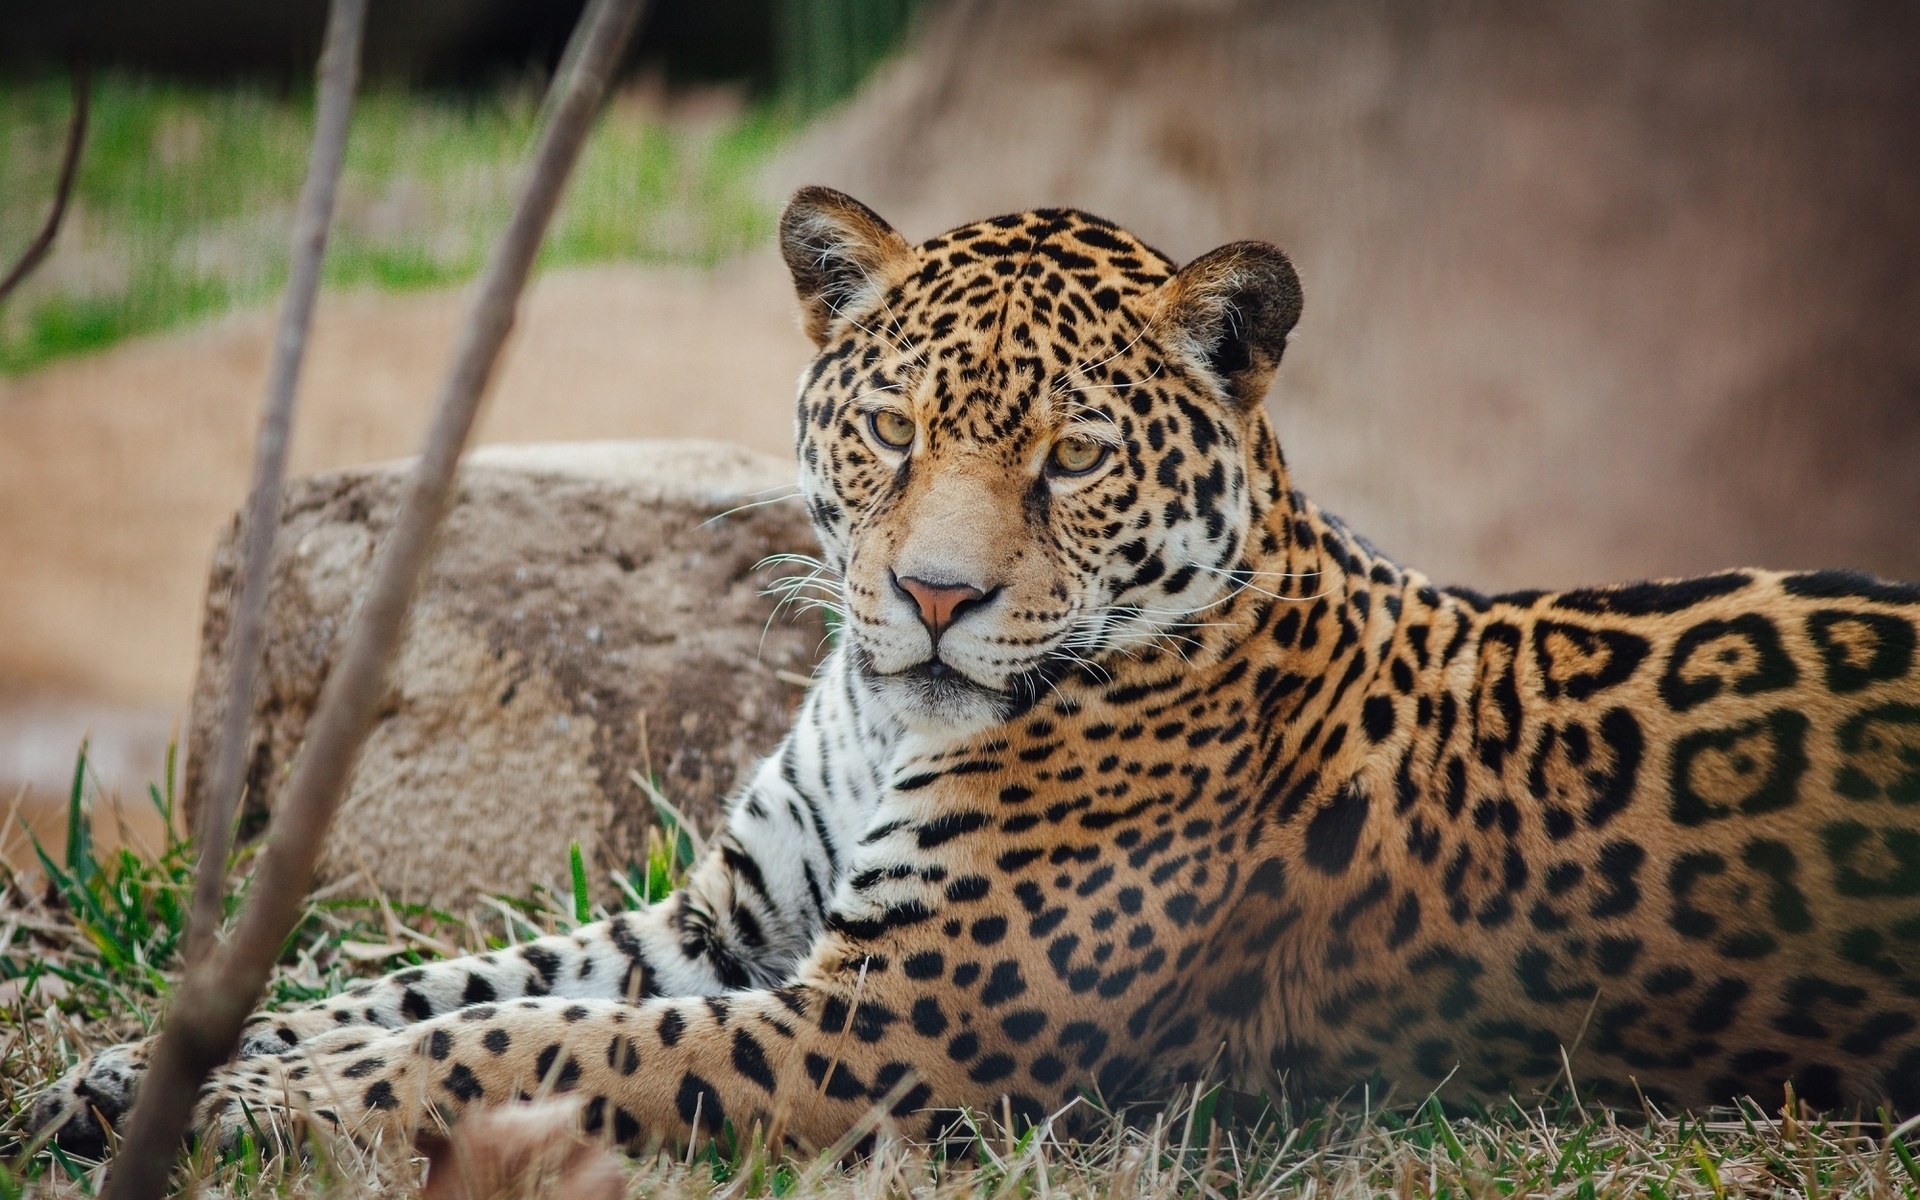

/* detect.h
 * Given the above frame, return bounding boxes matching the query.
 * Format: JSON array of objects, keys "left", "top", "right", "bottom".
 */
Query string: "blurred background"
[{"left": 1, "top": 0, "right": 1916, "bottom": 863}]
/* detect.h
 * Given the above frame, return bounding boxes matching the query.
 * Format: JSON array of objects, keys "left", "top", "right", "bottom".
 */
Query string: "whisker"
[
  {"left": 761, "top": 591, "right": 848, "bottom": 659},
  {"left": 1054, "top": 359, "right": 1166, "bottom": 399},
  {"left": 872, "top": 287, "right": 931, "bottom": 371},
  {"left": 1192, "top": 564, "right": 1326, "bottom": 580},
  {"left": 1190, "top": 562, "right": 1336, "bottom": 603},
  {"left": 1067, "top": 324, "right": 1152, "bottom": 381},
  {"left": 756, "top": 550, "right": 848, "bottom": 656},
  {"left": 825, "top": 294, "right": 921, "bottom": 363},
  {"left": 703, "top": 487, "right": 804, "bottom": 527},
  {"left": 758, "top": 551, "right": 831, "bottom": 569},
  {"left": 847, "top": 382, "right": 910, "bottom": 405}
]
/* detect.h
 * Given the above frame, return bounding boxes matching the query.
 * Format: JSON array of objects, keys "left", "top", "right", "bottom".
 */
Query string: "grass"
[
  {"left": 0, "top": 72, "right": 792, "bottom": 375},
  {"left": 7, "top": 749, "right": 1920, "bottom": 1198},
  {"left": 0, "top": 741, "right": 698, "bottom": 1193}
]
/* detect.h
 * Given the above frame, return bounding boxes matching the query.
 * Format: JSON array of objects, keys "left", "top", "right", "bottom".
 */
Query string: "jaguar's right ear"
[
  {"left": 1156, "top": 241, "right": 1302, "bottom": 409},
  {"left": 779, "top": 186, "right": 915, "bottom": 347}
]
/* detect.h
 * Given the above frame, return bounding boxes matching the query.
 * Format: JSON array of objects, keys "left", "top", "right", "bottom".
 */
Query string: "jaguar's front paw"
[{"left": 31, "top": 1041, "right": 150, "bottom": 1158}]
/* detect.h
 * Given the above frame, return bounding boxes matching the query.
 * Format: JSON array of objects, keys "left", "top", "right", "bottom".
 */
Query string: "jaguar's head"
[{"left": 779, "top": 187, "right": 1302, "bottom": 733}]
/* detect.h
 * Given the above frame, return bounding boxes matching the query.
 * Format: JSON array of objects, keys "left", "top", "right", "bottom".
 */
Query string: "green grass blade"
[
  {"left": 1424, "top": 1094, "right": 1467, "bottom": 1165},
  {"left": 152, "top": 738, "right": 178, "bottom": 832},
  {"left": 44, "top": 1143, "right": 93, "bottom": 1193},
  {"left": 1891, "top": 1128, "right": 1920, "bottom": 1198},
  {"left": 1551, "top": 1121, "right": 1593, "bottom": 1185},
  {"left": 26, "top": 820, "right": 136, "bottom": 970},
  {"left": 64, "top": 738, "right": 94, "bottom": 885},
  {"left": 1691, "top": 1140, "right": 1727, "bottom": 1200},
  {"left": 646, "top": 840, "right": 673, "bottom": 903},
  {"left": 570, "top": 840, "right": 591, "bottom": 924}
]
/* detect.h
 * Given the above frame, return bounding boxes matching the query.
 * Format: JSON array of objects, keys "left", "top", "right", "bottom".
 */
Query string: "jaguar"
[{"left": 33, "top": 186, "right": 1920, "bottom": 1159}]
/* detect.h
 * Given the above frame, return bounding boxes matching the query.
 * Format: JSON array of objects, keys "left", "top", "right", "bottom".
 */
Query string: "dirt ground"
[{"left": 0, "top": 256, "right": 814, "bottom": 860}]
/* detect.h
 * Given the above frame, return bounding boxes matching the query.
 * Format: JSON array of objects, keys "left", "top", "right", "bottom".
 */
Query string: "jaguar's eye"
[
  {"left": 869, "top": 409, "right": 916, "bottom": 450},
  {"left": 1049, "top": 436, "right": 1109, "bottom": 476}
]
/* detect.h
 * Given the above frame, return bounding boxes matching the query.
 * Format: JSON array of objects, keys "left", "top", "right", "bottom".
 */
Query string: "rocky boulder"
[{"left": 183, "top": 440, "right": 825, "bottom": 908}]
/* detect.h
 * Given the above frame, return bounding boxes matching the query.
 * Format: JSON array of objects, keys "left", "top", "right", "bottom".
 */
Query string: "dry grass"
[{"left": 6, "top": 750, "right": 1920, "bottom": 1198}]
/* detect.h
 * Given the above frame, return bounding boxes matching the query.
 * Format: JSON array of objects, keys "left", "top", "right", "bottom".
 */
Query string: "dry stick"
[
  {"left": 0, "top": 59, "right": 89, "bottom": 307},
  {"left": 186, "top": 0, "right": 368, "bottom": 969},
  {"left": 98, "top": 2, "right": 648, "bottom": 1196}
]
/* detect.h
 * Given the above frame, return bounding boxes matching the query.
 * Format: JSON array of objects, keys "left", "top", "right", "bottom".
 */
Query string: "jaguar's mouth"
[
  {"left": 854, "top": 649, "right": 1014, "bottom": 731},
  {"left": 897, "top": 657, "right": 972, "bottom": 684},
  {"left": 887, "top": 656, "right": 1003, "bottom": 704}
]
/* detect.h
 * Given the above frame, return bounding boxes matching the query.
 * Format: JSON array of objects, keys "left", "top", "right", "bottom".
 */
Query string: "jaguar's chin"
[{"left": 863, "top": 656, "right": 1017, "bottom": 734}]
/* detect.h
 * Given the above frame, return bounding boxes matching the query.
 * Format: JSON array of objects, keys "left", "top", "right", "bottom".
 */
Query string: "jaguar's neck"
[{"left": 1139, "top": 414, "right": 1451, "bottom": 678}]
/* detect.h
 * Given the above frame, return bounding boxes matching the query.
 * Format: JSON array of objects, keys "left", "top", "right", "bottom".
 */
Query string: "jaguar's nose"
[{"left": 892, "top": 572, "right": 995, "bottom": 642}]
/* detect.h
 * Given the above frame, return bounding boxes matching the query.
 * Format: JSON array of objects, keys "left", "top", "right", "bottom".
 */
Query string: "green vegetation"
[
  {"left": 6, "top": 748, "right": 1920, "bottom": 1197},
  {"left": 779, "top": 0, "right": 924, "bottom": 114},
  {"left": 0, "top": 73, "right": 791, "bottom": 375}
]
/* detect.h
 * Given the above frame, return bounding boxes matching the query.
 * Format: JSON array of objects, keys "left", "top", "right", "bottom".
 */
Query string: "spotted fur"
[{"left": 35, "top": 188, "right": 1920, "bottom": 1157}]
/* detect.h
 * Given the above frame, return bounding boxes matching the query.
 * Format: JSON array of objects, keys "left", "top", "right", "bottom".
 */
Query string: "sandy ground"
[{"left": 0, "top": 255, "right": 813, "bottom": 861}]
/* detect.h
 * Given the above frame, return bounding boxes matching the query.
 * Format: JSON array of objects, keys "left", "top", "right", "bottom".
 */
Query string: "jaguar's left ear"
[
  {"left": 779, "top": 186, "right": 915, "bottom": 347},
  {"left": 1156, "top": 242, "right": 1303, "bottom": 408}
]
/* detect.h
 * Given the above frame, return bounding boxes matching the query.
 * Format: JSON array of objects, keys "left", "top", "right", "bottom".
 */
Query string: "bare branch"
[
  {"left": 187, "top": 0, "right": 368, "bottom": 969},
  {"left": 0, "top": 59, "right": 90, "bottom": 308},
  {"left": 98, "top": 2, "right": 648, "bottom": 1196}
]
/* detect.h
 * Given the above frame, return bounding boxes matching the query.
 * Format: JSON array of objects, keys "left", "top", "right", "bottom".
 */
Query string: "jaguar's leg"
[
  {"left": 188, "top": 787, "right": 1189, "bottom": 1159},
  {"left": 28, "top": 916, "right": 666, "bottom": 1158},
  {"left": 194, "top": 982, "right": 943, "bottom": 1156}
]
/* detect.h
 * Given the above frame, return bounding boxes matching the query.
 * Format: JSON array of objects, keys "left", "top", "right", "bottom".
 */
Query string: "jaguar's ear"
[
  {"left": 779, "top": 186, "right": 915, "bottom": 347},
  {"left": 1157, "top": 241, "right": 1303, "bottom": 408}
]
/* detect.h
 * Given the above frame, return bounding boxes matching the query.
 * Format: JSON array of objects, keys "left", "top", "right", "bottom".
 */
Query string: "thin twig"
[
  {"left": 0, "top": 59, "right": 89, "bottom": 307},
  {"left": 187, "top": 0, "right": 368, "bottom": 969},
  {"left": 97, "top": 2, "right": 647, "bottom": 1196}
]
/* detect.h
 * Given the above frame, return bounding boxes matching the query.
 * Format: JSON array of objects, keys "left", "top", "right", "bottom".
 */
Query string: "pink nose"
[{"left": 893, "top": 574, "right": 988, "bottom": 639}]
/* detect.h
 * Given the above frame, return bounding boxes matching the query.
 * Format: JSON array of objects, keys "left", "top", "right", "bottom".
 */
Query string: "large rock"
[{"left": 183, "top": 440, "right": 825, "bottom": 907}]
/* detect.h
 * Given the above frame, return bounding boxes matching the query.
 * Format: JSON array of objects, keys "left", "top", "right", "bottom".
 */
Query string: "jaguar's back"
[{"left": 1252, "top": 561, "right": 1920, "bottom": 1111}]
